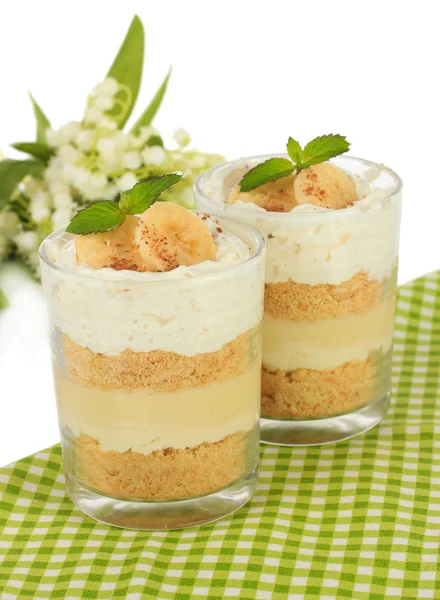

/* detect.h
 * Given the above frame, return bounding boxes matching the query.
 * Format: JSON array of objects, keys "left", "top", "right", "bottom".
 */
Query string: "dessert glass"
[
  {"left": 39, "top": 214, "right": 265, "bottom": 530},
  {"left": 195, "top": 156, "right": 402, "bottom": 446}
]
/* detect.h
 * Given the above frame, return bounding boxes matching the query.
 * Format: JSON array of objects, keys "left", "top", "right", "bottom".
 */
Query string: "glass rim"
[
  {"left": 194, "top": 154, "right": 403, "bottom": 219},
  {"left": 38, "top": 210, "right": 265, "bottom": 283}
]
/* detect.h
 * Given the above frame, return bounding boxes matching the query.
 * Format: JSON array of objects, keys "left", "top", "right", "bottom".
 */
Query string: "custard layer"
[
  {"left": 263, "top": 295, "right": 395, "bottom": 371},
  {"left": 55, "top": 357, "right": 261, "bottom": 454}
]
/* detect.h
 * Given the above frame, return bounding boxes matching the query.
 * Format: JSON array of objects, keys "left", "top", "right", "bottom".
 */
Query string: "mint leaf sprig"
[
  {"left": 239, "top": 134, "right": 350, "bottom": 192},
  {"left": 66, "top": 173, "right": 182, "bottom": 235}
]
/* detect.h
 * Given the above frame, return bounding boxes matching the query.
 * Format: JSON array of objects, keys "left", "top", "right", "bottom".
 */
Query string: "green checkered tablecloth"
[{"left": 1, "top": 271, "right": 440, "bottom": 600}]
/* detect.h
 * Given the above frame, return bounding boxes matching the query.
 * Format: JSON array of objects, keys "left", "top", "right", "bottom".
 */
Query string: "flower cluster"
[{"left": 2, "top": 77, "right": 223, "bottom": 275}]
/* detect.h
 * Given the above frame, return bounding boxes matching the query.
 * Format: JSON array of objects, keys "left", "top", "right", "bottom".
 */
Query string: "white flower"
[
  {"left": 22, "top": 177, "right": 44, "bottom": 197},
  {"left": 93, "top": 78, "right": 119, "bottom": 97},
  {"left": 30, "top": 190, "right": 50, "bottom": 207},
  {"left": 96, "top": 116, "right": 118, "bottom": 131},
  {"left": 103, "top": 183, "right": 118, "bottom": 201},
  {"left": 46, "top": 128, "right": 61, "bottom": 148},
  {"left": 53, "top": 192, "right": 73, "bottom": 209},
  {"left": 141, "top": 146, "right": 166, "bottom": 166},
  {"left": 173, "top": 128, "right": 191, "bottom": 148},
  {"left": 30, "top": 203, "right": 50, "bottom": 223},
  {"left": 97, "top": 137, "right": 117, "bottom": 154},
  {"left": 75, "top": 128, "right": 95, "bottom": 152},
  {"left": 138, "top": 126, "right": 159, "bottom": 144},
  {"left": 116, "top": 172, "right": 138, "bottom": 192},
  {"left": 15, "top": 231, "right": 39, "bottom": 251},
  {"left": 52, "top": 208, "right": 72, "bottom": 231},
  {"left": 58, "top": 144, "right": 84, "bottom": 165},
  {"left": 84, "top": 106, "right": 103, "bottom": 124},
  {"left": 123, "top": 151, "right": 142, "bottom": 170},
  {"left": 59, "top": 121, "right": 81, "bottom": 143},
  {"left": 93, "top": 95, "right": 114, "bottom": 111},
  {"left": 61, "top": 163, "right": 79, "bottom": 185}
]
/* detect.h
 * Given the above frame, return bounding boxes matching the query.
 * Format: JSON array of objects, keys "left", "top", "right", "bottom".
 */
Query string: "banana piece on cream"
[
  {"left": 294, "top": 163, "right": 358, "bottom": 209},
  {"left": 228, "top": 174, "right": 297, "bottom": 212},
  {"left": 75, "top": 215, "right": 145, "bottom": 271},
  {"left": 135, "top": 202, "right": 216, "bottom": 272}
]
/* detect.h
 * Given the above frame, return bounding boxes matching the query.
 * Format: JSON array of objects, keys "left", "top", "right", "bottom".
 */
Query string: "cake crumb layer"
[
  {"left": 60, "top": 328, "right": 258, "bottom": 392},
  {"left": 264, "top": 271, "right": 383, "bottom": 322},
  {"left": 261, "top": 355, "right": 387, "bottom": 419},
  {"left": 74, "top": 432, "right": 248, "bottom": 500}
]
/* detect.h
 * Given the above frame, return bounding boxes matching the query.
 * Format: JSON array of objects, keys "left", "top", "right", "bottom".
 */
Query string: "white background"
[{"left": 0, "top": 0, "right": 439, "bottom": 464}]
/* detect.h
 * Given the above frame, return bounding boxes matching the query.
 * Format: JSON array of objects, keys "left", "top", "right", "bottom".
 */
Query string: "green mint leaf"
[
  {"left": 106, "top": 15, "right": 144, "bottom": 128},
  {"left": 239, "top": 158, "right": 294, "bottom": 192},
  {"left": 0, "top": 288, "right": 8, "bottom": 311},
  {"left": 300, "top": 134, "right": 350, "bottom": 168},
  {"left": 28, "top": 92, "right": 51, "bottom": 144},
  {"left": 0, "top": 159, "right": 45, "bottom": 209},
  {"left": 119, "top": 173, "right": 183, "bottom": 215},
  {"left": 146, "top": 135, "right": 164, "bottom": 147},
  {"left": 66, "top": 202, "right": 125, "bottom": 235},
  {"left": 286, "top": 137, "right": 303, "bottom": 165},
  {"left": 11, "top": 142, "right": 53, "bottom": 163},
  {"left": 130, "top": 67, "right": 172, "bottom": 135}
]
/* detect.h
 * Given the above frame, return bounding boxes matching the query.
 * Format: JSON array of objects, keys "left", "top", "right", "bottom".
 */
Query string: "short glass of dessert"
[
  {"left": 39, "top": 203, "right": 265, "bottom": 530},
  {"left": 195, "top": 155, "right": 402, "bottom": 445}
]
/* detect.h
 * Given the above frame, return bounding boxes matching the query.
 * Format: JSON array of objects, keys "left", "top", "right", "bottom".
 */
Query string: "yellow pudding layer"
[
  {"left": 55, "top": 357, "right": 261, "bottom": 454},
  {"left": 263, "top": 295, "right": 395, "bottom": 371}
]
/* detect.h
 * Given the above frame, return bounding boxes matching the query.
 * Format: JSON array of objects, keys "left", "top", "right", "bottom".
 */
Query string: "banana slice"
[
  {"left": 135, "top": 202, "right": 216, "bottom": 272},
  {"left": 294, "top": 163, "right": 358, "bottom": 209},
  {"left": 75, "top": 215, "right": 145, "bottom": 271},
  {"left": 228, "top": 174, "right": 297, "bottom": 212}
]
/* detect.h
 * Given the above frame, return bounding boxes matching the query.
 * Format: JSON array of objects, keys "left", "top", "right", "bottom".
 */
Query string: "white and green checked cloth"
[{"left": 1, "top": 271, "right": 440, "bottom": 600}]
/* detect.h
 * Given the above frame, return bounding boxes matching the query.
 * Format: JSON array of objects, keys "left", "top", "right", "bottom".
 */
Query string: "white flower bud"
[
  {"left": 103, "top": 183, "right": 118, "bottom": 201},
  {"left": 75, "top": 129, "right": 95, "bottom": 152},
  {"left": 93, "top": 77, "right": 119, "bottom": 97},
  {"left": 58, "top": 144, "right": 84, "bottom": 165},
  {"left": 173, "top": 127, "right": 191, "bottom": 148},
  {"left": 59, "top": 121, "right": 81, "bottom": 143},
  {"left": 84, "top": 107, "right": 103, "bottom": 124},
  {"left": 15, "top": 231, "right": 39, "bottom": 251},
  {"left": 141, "top": 146, "right": 166, "bottom": 166},
  {"left": 97, "top": 137, "right": 117, "bottom": 155},
  {"left": 138, "top": 126, "right": 159, "bottom": 144},
  {"left": 97, "top": 117, "right": 118, "bottom": 131},
  {"left": 93, "top": 95, "right": 114, "bottom": 111},
  {"left": 116, "top": 172, "right": 138, "bottom": 192},
  {"left": 53, "top": 192, "right": 73, "bottom": 209},
  {"left": 46, "top": 129, "right": 61, "bottom": 148},
  {"left": 123, "top": 151, "right": 142, "bottom": 170},
  {"left": 52, "top": 208, "right": 72, "bottom": 231},
  {"left": 30, "top": 204, "right": 50, "bottom": 223}
]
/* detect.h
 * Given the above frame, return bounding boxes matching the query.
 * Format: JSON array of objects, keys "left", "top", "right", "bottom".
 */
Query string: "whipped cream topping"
[
  {"left": 195, "top": 156, "right": 402, "bottom": 286},
  {"left": 40, "top": 214, "right": 265, "bottom": 355}
]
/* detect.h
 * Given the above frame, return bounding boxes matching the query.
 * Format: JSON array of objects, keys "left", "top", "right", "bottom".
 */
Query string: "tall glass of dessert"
[
  {"left": 39, "top": 200, "right": 265, "bottom": 529},
  {"left": 195, "top": 150, "right": 402, "bottom": 445}
]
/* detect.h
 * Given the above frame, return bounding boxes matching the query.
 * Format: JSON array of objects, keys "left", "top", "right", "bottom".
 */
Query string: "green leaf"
[
  {"left": 146, "top": 135, "right": 164, "bottom": 147},
  {"left": 28, "top": 92, "right": 51, "bottom": 144},
  {"left": 11, "top": 142, "right": 53, "bottom": 163},
  {"left": 301, "top": 134, "right": 350, "bottom": 168},
  {"left": 239, "top": 158, "right": 294, "bottom": 192},
  {"left": 119, "top": 173, "right": 183, "bottom": 215},
  {"left": 286, "top": 137, "right": 303, "bottom": 165},
  {"left": 0, "top": 159, "right": 45, "bottom": 209},
  {"left": 106, "top": 15, "right": 145, "bottom": 128},
  {"left": 66, "top": 202, "right": 125, "bottom": 235},
  {"left": 130, "top": 67, "right": 172, "bottom": 135},
  {"left": 0, "top": 288, "right": 8, "bottom": 310}
]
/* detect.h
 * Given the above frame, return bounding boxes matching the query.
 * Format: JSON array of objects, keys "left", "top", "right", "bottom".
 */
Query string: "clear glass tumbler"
[
  {"left": 195, "top": 156, "right": 402, "bottom": 446},
  {"left": 39, "top": 214, "right": 265, "bottom": 530}
]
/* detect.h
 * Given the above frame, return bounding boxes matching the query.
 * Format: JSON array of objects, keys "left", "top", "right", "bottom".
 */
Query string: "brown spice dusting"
[
  {"left": 264, "top": 271, "right": 382, "bottom": 322},
  {"left": 261, "top": 357, "right": 376, "bottom": 418},
  {"left": 75, "top": 431, "right": 246, "bottom": 500},
  {"left": 60, "top": 329, "right": 255, "bottom": 391},
  {"left": 216, "top": 226, "right": 223, "bottom": 233}
]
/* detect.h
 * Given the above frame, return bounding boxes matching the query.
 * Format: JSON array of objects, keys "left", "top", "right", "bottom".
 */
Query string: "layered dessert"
[
  {"left": 40, "top": 189, "right": 264, "bottom": 502},
  {"left": 194, "top": 143, "right": 402, "bottom": 424}
]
